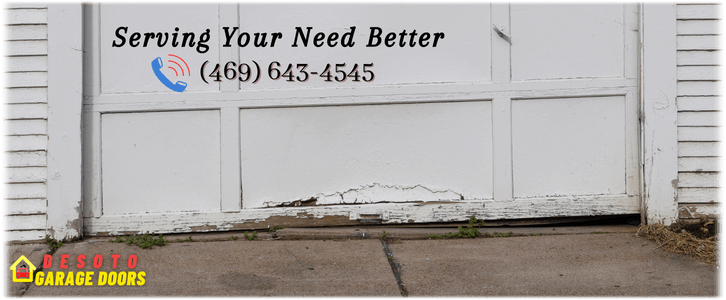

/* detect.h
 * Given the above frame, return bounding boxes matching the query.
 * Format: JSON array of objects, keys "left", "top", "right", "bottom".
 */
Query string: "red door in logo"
[{"left": 16, "top": 267, "right": 29, "bottom": 279}]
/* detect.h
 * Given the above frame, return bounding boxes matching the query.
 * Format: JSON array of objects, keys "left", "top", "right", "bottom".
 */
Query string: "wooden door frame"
[
  {"left": 46, "top": 3, "right": 679, "bottom": 241},
  {"left": 640, "top": 4, "right": 679, "bottom": 226},
  {"left": 46, "top": 4, "right": 83, "bottom": 241}
]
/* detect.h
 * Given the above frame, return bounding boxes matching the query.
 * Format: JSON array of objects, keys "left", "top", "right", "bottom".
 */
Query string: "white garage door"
[{"left": 82, "top": 4, "right": 641, "bottom": 235}]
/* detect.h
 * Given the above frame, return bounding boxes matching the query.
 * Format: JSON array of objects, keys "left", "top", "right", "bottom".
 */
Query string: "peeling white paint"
[
  {"left": 266, "top": 183, "right": 465, "bottom": 207},
  {"left": 239, "top": 101, "right": 494, "bottom": 209},
  {"left": 80, "top": 4, "right": 646, "bottom": 236},
  {"left": 84, "top": 195, "right": 640, "bottom": 236},
  {"left": 317, "top": 183, "right": 464, "bottom": 205}
]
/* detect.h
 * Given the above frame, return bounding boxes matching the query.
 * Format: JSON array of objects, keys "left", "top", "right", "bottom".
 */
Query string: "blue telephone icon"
[{"left": 152, "top": 57, "right": 187, "bottom": 93}]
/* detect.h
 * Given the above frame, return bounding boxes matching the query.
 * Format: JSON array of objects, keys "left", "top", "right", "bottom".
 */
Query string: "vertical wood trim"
[
  {"left": 220, "top": 107, "right": 241, "bottom": 211},
  {"left": 641, "top": 4, "right": 678, "bottom": 226},
  {"left": 47, "top": 4, "right": 84, "bottom": 241},
  {"left": 624, "top": 4, "right": 640, "bottom": 80},
  {"left": 81, "top": 5, "right": 102, "bottom": 220},
  {"left": 492, "top": 97, "right": 513, "bottom": 201},
  {"left": 625, "top": 93, "right": 640, "bottom": 196},
  {"left": 219, "top": 4, "right": 239, "bottom": 92},
  {"left": 490, "top": 4, "right": 512, "bottom": 201},
  {"left": 82, "top": 111, "right": 103, "bottom": 218},
  {"left": 83, "top": 4, "right": 100, "bottom": 97}
]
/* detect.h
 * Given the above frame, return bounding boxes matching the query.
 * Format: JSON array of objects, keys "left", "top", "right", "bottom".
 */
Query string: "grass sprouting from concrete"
[
  {"left": 45, "top": 235, "right": 64, "bottom": 249},
  {"left": 176, "top": 236, "right": 194, "bottom": 243},
  {"left": 244, "top": 231, "right": 258, "bottom": 240},
  {"left": 110, "top": 233, "right": 168, "bottom": 249},
  {"left": 429, "top": 216, "right": 517, "bottom": 239}
]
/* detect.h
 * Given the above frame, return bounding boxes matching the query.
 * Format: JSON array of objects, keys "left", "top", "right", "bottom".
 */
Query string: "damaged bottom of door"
[
  {"left": 84, "top": 195, "right": 639, "bottom": 236},
  {"left": 263, "top": 183, "right": 466, "bottom": 207}
]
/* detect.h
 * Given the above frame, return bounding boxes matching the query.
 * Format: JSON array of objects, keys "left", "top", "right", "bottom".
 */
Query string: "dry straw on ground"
[{"left": 636, "top": 223, "right": 717, "bottom": 264}]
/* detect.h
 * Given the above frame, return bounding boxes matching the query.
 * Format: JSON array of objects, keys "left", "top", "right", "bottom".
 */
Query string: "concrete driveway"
[{"left": 7, "top": 225, "right": 718, "bottom": 296}]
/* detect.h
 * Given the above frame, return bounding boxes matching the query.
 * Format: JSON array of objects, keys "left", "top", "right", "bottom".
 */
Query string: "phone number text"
[{"left": 200, "top": 61, "right": 375, "bottom": 84}]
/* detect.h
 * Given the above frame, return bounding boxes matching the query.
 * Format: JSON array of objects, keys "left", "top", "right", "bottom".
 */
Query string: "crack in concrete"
[
  {"left": 380, "top": 239, "right": 408, "bottom": 297},
  {"left": 19, "top": 245, "right": 60, "bottom": 296}
]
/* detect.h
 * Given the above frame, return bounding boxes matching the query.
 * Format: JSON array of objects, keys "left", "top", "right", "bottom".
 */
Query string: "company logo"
[
  {"left": 152, "top": 54, "right": 189, "bottom": 93},
  {"left": 31, "top": 254, "right": 145, "bottom": 287},
  {"left": 10, "top": 255, "right": 36, "bottom": 283}
]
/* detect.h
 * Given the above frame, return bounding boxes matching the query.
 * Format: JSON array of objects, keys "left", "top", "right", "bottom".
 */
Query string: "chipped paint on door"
[
  {"left": 82, "top": 4, "right": 642, "bottom": 235},
  {"left": 239, "top": 101, "right": 493, "bottom": 208}
]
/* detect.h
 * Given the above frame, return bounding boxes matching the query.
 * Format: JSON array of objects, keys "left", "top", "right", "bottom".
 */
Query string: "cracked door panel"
[
  {"left": 239, "top": 101, "right": 494, "bottom": 208},
  {"left": 81, "top": 4, "right": 641, "bottom": 235}
]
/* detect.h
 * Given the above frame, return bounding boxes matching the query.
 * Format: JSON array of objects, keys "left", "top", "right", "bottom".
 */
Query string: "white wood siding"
[
  {"left": 676, "top": 4, "right": 720, "bottom": 218},
  {"left": 5, "top": 5, "right": 49, "bottom": 242}
]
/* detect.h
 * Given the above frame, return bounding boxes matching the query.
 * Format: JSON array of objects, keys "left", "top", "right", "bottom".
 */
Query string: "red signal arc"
[
  {"left": 168, "top": 60, "right": 185, "bottom": 76},
  {"left": 168, "top": 54, "right": 190, "bottom": 76}
]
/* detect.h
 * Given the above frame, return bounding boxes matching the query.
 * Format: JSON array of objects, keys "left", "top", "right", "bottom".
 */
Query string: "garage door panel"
[
  {"left": 240, "top": 101, "right": 493, "bottom": 208},
  {"left": 238, "top": 4, "right": 492, "bottom": 89},
  {"left": 510, "top": 4, "right": 625, "bottom": 81},
  {"left": 512, "top": 96, "right": 626, "bottom": 197},
  {"left": 101, "top": 110, "right": 221, "bottom": 215},
  {"left": 81, "top": 4, "right": 642, "bottom": 235}
]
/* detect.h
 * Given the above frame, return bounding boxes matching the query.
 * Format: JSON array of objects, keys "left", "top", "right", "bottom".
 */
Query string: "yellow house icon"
[{"left": 10, "top": 255, "right": 36, "bottom": 283}]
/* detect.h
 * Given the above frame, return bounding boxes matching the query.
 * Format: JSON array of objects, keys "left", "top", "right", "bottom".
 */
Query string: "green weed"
[
  {"left": 429, "top": 216, "right": 482, "bottom": 239},
  {"left": 176, "top": 236, "right": 194, "bottom": 243},
  {"left": 427, "top": 217, "right": 516, "bottom": 239},
  {"left": 269, "top": 226, "right": 284, "bottom": 232},
  {"left": 429, "top": 232, "right": 463, "bottom": 239},
  {"left": 244, "top": 231, "right": 257, "bottom": 241},
  {"left": 459, "top": 216, "right": 481, "bottom": 238},
  {"left": 110, "top": 232, "right": 167, "bottom": 249},
  {"left": 484, "top": 231, "right": 513, "bottom": 238},
  {"left": 45, "top": 235, "right": 64, "bottom": 249},
  {"left": 227, "top": 236, "right": 239, "bottom": 241}
]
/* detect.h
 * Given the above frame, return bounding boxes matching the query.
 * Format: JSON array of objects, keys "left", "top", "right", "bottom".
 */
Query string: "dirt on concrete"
[{"left": 668, "top": 218, "right": 717, "bottom": 239}]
